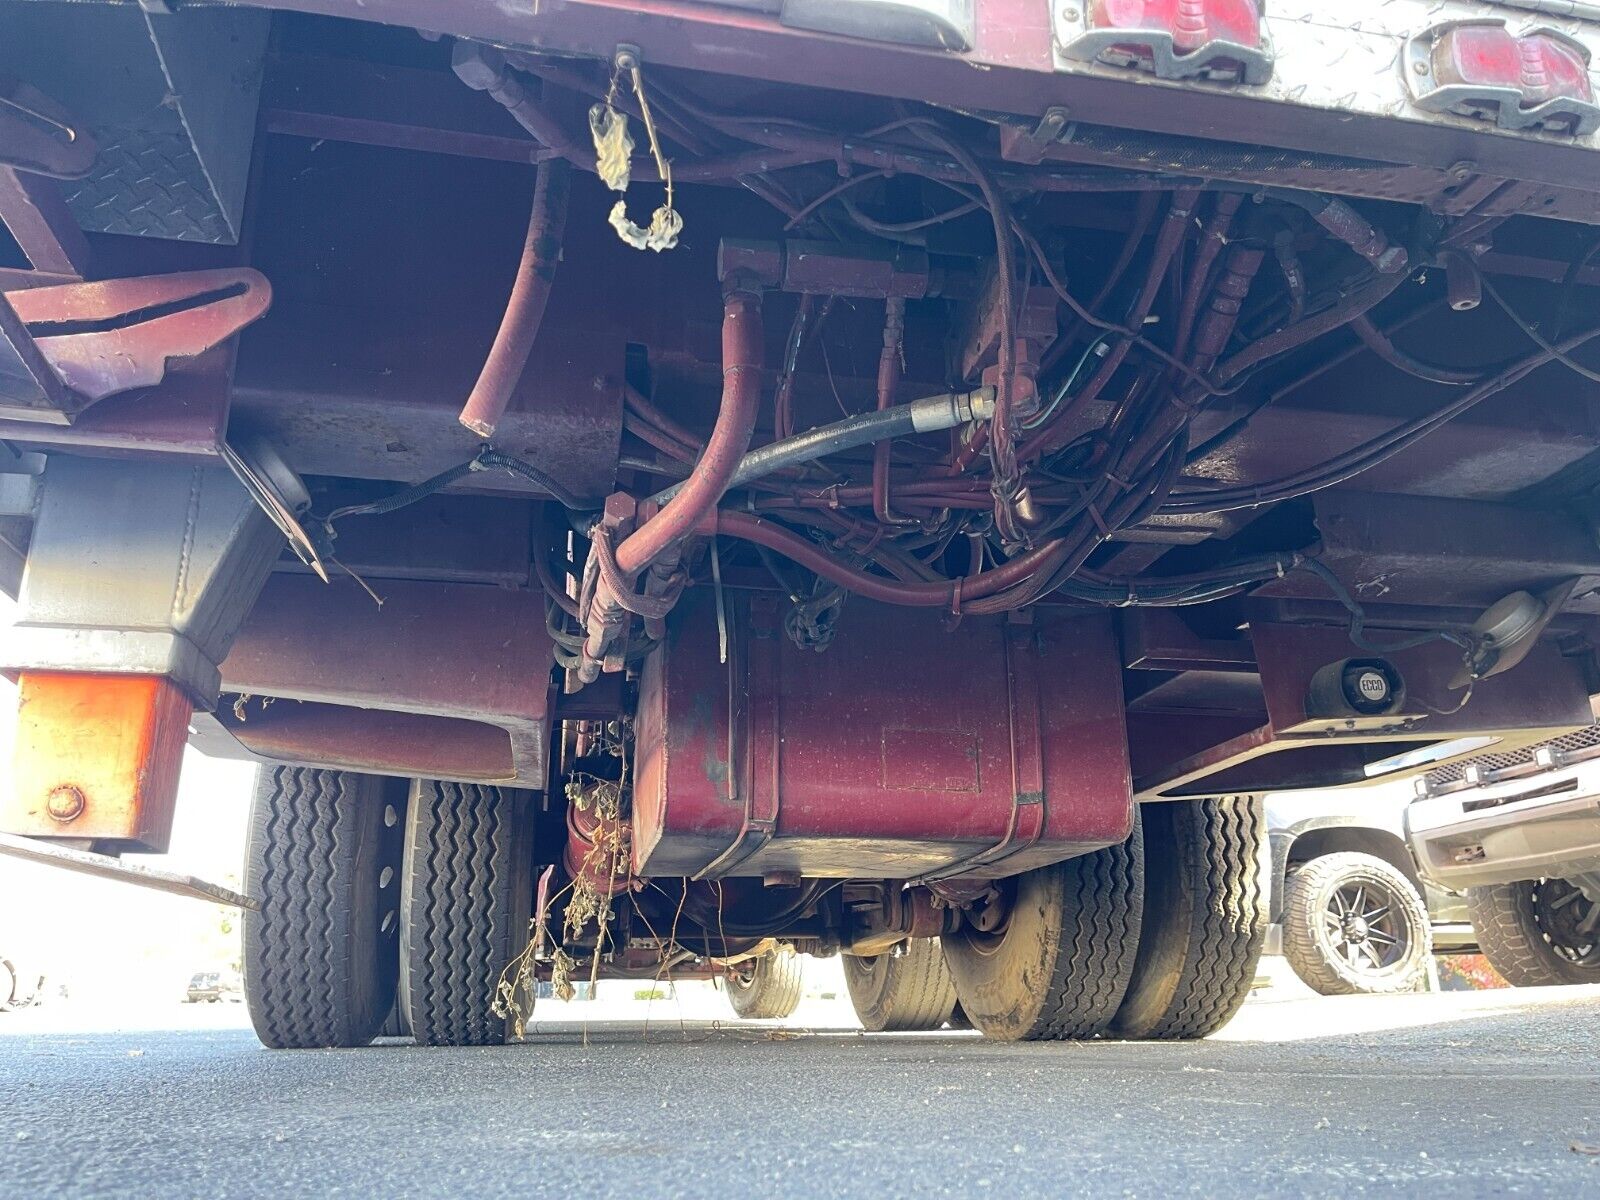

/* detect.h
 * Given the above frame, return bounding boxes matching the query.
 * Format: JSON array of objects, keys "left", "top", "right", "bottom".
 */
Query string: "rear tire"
[
  {"left": 941, "top": 821, "right": 1144, "bottom": 1042},
  {"left": 400, "top": 780, "right": 535, "bottom": 1047},
  {"left": 725, "top": 948, "right": 805, "bottom": 1019},
  {"left": 844, "top": 938, "right": 958, "bottom": 1032},
  {"left": 1282, "top": 851, "right": 1431, "bottom": 995},
  {"left": 243, "top": 766, "right": 406, "bottom": 1050},
  {"left": 1110, "top": 796, "right": 1265, "bottom": 1041},
  {"left": 1468, "top": 879, "right": 1600, "bottom": 987}
]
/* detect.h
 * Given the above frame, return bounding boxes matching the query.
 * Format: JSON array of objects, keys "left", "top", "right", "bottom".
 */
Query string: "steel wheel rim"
[
  {"left": 955, "top": 877, "right": 1019, "bottom": 959},
  {"left": 1319, "top": 879, "right": 1409, "bottom": 975},
  {"left": 1531, "top": 878, "right": 1600, "bottom": 970}
]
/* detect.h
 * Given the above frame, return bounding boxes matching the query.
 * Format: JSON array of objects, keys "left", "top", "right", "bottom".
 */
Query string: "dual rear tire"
[
  {"left": 244, "top": 766, "right": 534, "bottom": 1049},
  {"left": 844, "top": 938, "right": 959, "bottom": 1032},
  {"left": 724, "top": 948, "right": 805, "bottom": 1019},
  {"left": 940, "top": 796, "right": 1265, "bottom": 1042}
]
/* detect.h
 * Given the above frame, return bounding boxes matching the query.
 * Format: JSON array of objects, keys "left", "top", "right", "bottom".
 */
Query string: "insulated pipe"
[
  {"left": 458, "top": 159, "right": 571, "bottom": 438},
  {"left": 576, "top": 278, "right": 766, "bottom": 679},
  {"left": 615, "top": 279, "right": 765, "bottom": 577},
  {"left": 649, "top": 386, "right": 995, "bottom": 505},
  {"left": 1171, "top": 194, "right": 1244, "bottom": 365}
]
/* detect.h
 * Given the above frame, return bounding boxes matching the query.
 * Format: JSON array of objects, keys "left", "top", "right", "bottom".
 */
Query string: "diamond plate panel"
[
  {"left": 0, "top": 4, "right": 268, "bottom": 246},
  {"left": 63, "top": 127, "right": 234, "bottom": 244}
]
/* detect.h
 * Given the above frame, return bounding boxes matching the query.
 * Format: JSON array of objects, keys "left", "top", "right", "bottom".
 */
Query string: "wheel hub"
[
  {"left": 1531, "top": 878, "right": 1600, "bottom": 969},
  {"left": 1322, "top": 880, "right": 1406, "bottom": 974}
]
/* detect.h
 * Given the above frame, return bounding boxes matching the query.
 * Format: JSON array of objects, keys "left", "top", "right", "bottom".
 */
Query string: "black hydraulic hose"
[
  {"left": 1055, "top": 553, "right": 1299, "bottom": 607},
  {"left": 649, "top": 387, "right": 994, "bottom": 504},
  {"left": 322, "top": 445, "right": 597, "bottom": 538},
  {"left": 1350, "top": 315, "right": 1488, "bottom": 386},
  {"left": 1165, "top": 320, "right": 1600, "bottom": 515},
  {"left": 477, "top": 449, "right": 595, "bottom": 510}
]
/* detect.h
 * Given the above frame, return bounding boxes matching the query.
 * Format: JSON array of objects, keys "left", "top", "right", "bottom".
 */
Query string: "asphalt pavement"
[{"left": 2, "top": 980, "right": 1598, "bottom": 1198}]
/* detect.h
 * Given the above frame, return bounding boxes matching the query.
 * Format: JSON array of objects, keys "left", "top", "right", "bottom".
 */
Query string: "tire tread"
[
  {"left": 244, "top": 767, "right": 396, "bottom": 1050},
  {"left": 403, "top": 781, "right": 530, "bottom": 1046}
]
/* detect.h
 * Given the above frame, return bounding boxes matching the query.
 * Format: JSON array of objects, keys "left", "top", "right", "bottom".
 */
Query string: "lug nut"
[{"left": 45, "top": 785, "right": 85, "bottom": 823}]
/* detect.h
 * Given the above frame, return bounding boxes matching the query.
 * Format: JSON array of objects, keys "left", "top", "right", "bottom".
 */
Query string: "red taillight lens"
[
  {"left": 1436, "top": 25, "right": 1593, "bottom": 105},
  {"left": 1062, "top": 0, "right": 1272, "bottom": 84},
  {"left": 1411, "top": 21, "right": 1599, "bottom": 135},
  {"left": 1090, "top": 0, "right": 1262, "bottom": 56}
]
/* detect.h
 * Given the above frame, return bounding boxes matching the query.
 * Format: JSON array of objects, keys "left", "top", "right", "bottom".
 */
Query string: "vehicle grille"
[{"left": 1425, "top": 725, "right": 1600, "bottom": 787}]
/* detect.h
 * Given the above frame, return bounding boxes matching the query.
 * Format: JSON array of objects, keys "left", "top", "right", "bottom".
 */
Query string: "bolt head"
[
  {"left": 1413, "top": 60, "right": 1430, "bottom": 76},
  {"left": 45, "top": 785, "right": 85, "bottom": 823},
  {"left": 1061, "top": 6, "right": 1080, "bottom": 20}
]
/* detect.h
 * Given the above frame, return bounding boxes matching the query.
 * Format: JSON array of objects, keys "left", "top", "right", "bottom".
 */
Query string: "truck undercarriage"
[{"left": 4, "top": 0, "right": 1600, "bottom": 1045}]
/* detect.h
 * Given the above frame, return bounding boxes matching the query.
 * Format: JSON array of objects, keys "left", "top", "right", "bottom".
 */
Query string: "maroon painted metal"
[
  {"left": 1131, "top": 622, "right": 1594, "bottom": 800},
  {"left": 232, "top": 0, "right": 1600, "bottom": 200},
  {"left": 577, "top": 277, "right": 766, "bottom": 678},
  {"left": 632, "top": 591, "right": 1133, "bottom": 881},
  {"left": 2, "top": 344, "right": 233, "bottom": 461},
  {"left": 0, "top": 169, "right": 90, "bottom": 278},
  {"left": 0, "top": 269, "right": 271, "bottom": 424},
  {"left": 213, "top": 574, "right": 553, "bottom": 786},
  {"left": 563, "top": 800, "right": 633, "bottom": 897}
]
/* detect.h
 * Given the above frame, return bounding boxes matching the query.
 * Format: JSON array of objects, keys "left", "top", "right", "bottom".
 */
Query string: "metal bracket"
[
  {"left": 0, "top": 77, "right": 96, "bottom": 180},
  {"left": 0, "top": 267, "right": 272, "bottom": 424},
  {"left": 0, "top": 831, "right": 258, "bottom": 909}
]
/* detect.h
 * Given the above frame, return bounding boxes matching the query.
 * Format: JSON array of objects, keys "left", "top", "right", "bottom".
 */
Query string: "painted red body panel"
[{"left": 633, "top": 591, "right": 1133, "bottom": 880}]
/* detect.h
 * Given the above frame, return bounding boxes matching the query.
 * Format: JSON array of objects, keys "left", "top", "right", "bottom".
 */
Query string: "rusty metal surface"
[
  {"left": 633, "top": 591, "right": 1133, "bottom": 880},
  {"left": 232, "top": 0, "right": 1600, "bottom": 195},
  {"left": 215, "top": 574, "right": 553, "bottom": 787}
]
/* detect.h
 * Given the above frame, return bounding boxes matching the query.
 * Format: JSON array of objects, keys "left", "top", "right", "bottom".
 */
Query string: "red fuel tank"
[{"left": 632, "top": 592, "right": 1133, "bottom": 881}]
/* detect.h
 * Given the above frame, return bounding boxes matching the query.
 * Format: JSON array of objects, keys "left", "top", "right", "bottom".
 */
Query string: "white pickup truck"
[{"left": 1407, "top": 727, "right": 1600, "bottom": 985}]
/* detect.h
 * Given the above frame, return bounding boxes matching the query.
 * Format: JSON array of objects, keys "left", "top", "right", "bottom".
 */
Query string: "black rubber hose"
[
  {"left": 650, "top": 389, "right": 991, "bottom": 504},
  {"left": 1350, "top": 315, "right": 1486, "bottom": 386}
]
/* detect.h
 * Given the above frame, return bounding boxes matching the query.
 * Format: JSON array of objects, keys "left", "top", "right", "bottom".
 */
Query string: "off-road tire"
[
  {"left": 1282, "top": 852, "right": 1432, "bottom": 996},
  {"left": 1468, "top": 879, "right": 1600, "bottom": 987},
  {"left": 243, "top": 766, "right": 406, "bottom": 1049},
  {"left": 844, "top": 938, "right": 958, "bottom": 1032},
  {"left": 1110, "top": 796, "right": 1265, "bottom": 1041},
  {"left": 726, "top": 948, "right": 805, "bottom": 1019},
  {"left": 941, "top": 821, "right": 1144, "bottom": 1042},
  {"left": 400, "top": 780, "right": 535, "bottom": 1047}
]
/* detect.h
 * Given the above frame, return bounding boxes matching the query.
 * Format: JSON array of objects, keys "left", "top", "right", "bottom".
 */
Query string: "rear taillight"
[
  {"left": 1058, "top": 0, "right": 1273, "bottom": 85},
  {"left": 1407, "top": 20, "right": 1599, "bottom": 136}
]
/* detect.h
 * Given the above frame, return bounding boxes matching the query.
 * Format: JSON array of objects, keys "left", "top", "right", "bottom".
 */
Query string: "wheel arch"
[{"left": 1273, "top": 821, "right": 1424, "bottom": 921}]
